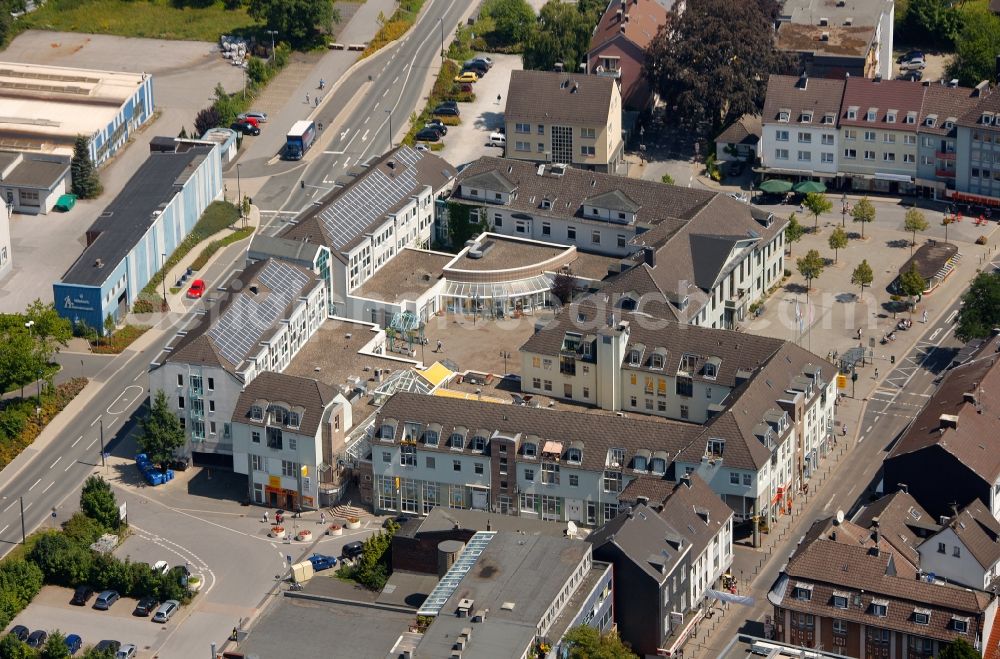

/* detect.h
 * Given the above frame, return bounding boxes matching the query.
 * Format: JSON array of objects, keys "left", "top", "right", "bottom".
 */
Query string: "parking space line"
[
  {"left": 86, "top": 437, "right": 98, "bottom": 450},
  {"left": 64, "top": 462, "right": 73, "bottom": 472},
  {"left": 42, "top": 482, "right": 53, "bottom": 493},
  {"left": 50, "top": 457, "right": 61, "bottom": 469},
  {"left": 22, "top": 502, "right": 31, "bottom": 512},
  {"left": 28, "top": 478, "right": 40, "bottom": 491},
  {"left": 3, "top": 501, "right": 14, "bottom": 513},
  {"left": 71, "top": 435, "right": 82, "bottom": 447}
]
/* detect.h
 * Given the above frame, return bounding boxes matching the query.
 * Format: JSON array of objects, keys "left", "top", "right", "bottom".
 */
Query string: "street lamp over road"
[{"left": 266, "top": 30, "right": 278, "bottom": 64}]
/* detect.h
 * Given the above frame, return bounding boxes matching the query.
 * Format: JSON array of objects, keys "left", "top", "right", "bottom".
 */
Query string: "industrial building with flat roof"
[
  {"left": 0, "top": 62, "right": 154, "bottom": 165},
  {"left": 53, "top": 139, "right": 222, "bottom": 331}
]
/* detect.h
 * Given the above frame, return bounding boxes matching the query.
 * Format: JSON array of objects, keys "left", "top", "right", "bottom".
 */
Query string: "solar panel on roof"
[{"left": 206, "top": 260, "right": 310, "bottom": 367}]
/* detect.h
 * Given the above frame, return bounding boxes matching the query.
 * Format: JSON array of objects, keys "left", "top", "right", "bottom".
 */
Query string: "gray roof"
[
  {"left": 231, "top": 372, "right": 338, "bottom": 438},
  {"left": 656, "top": 476, "right": 734, "bottom": 558},
  {"left": 505, "top": 70, "right": 617, "bottom": 126},
  {"left": 402, "top": 506, "right": 570, "bottom": 539},
  {"left": 715, "top": 114, "right": 762, "bottom": 146},
  {"left": 0, "top": 152, "right": 70, "bottom": 190},
  {"left": 416, "top": 533, "right": 592, "bottom": 658},
  {"left": 279, "top": 146, "right": 455, "bottom": 261},
  {"left": 855, "top": 491, "right": 935, "bottom": 568},
  {"left": 933, "top": 500, "right": 1000, "bottom": 570},
  {"left": 453, "top": 156, "right": 720, "bottom": 230},
  {"left": 689, "top": 234, "right": 744, "bottom": 290},
  {"left": 780, "top": 0, "right": 890, "bottom": 26},
  {"left": 375, "top": 391, "right": 702, "bottom": 474},
  {"left": 247, "top": 235, "right": 322, "bottom": 265},
  {"left": 61, "top": 146, "right": 213, "bottom": 286},
  {"left": 462, "top": 169, "right": 517, "bottom": 194},
  {"left": 166, "top": 258, "right": 323, "bottom": 375},
  {"left": 588, "top": 503, "right": 689, "bottom": 582}
]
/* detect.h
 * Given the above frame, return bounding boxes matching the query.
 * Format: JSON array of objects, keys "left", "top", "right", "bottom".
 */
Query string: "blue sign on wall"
[{"left": 52, "top": 284, "right": 103, "bottom": 332}]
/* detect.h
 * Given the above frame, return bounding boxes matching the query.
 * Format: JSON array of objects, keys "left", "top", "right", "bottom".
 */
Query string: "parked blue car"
[
  {"left": 65, "top": 634, "right": 82, "bottom": 655},
  {"left": 308, "top": 554, "right": 337, "bottom": 571}
]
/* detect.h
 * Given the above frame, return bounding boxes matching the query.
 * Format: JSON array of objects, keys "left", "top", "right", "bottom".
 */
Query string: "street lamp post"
[
  {"left": 439, "top": 18, "right": 445, "bottom": 63},
  {"left": 23, "top": 320, "right": 34, "bottom": 400},
  {"left": 841, "top": 192, "right": 848, "bottom": 227},
  {"left": 236, "top": 163, "right": 243, "bottom": 228},
  {"left": 161, "top": 253, "right": 167, "bottom": 304},
  {"left": 499, "top": 351, "right": 510, "bottom": 375},
  {"left": 99, "top": 417, "right": 106, "bottom": 468},
  {"left": 266, "top": 30, "right": 278, "bottom": 64}
]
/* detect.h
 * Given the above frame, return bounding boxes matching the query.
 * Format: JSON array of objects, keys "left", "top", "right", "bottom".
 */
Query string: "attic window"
[
  {"left": 794, "top": 583, "right": 813, "bottom": 600},
  {"left": 846, "top": 107, "right": 858, "bottom": 120},
  {"left": 866, "top": 108, "right": 878, "bottom": 122},
  {"left": 800, "top": 111, "right": 813, "bottom": 123},
  {"left": 914, "top": 609, "right": 931, "bottom": 625},
  {"left": 944, "top": 119, "right": 955, "bottom": 129},
  {"left": 886, "top": 110, "right": 897, "bottom": 124},
  {"left": 952, "top": 616, "right": 969, "bottom": 633},
  {"left": 778, "top": 109, "right": 790, "bottom": 123},
  {"left": 925, "top": 115, "right": 938, "bottom": 128},
  {"left": 541, "top": 198, "right": 552, "bottom": 209},
  {"left": 822, "top": 113, "right": 835, "bottom": 125},
  {"left": 832, "top": 592, "right": 848, "bottom": 609},
  {"left": 871, "top": 600, "right": 889, "bottom": 617},
  {"left": 904, "top": 112, "right": 917, "bottom": 124}
]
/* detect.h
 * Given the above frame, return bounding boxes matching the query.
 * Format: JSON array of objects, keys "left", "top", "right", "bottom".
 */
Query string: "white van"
[{"left": 488, "top": 132, "right": 505, "bottom": 147}]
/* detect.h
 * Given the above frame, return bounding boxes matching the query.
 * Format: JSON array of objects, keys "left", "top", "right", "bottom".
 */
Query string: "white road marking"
[
  {"left": 946, "top": 309, "right": 958, "bottom": 323},
  {"left": 866, "top": 425, "right": 873, "bottom": 433},
  {"left": 42, "top": 482, "right": 54, "bottom": 493},
  {"left": 106, "top": 417, "right": 117, "bottom": 428},
  {"left": 0, "top": 525, "right": 8, "bottom": 535},
  {"left": 929, "top": 328, "right": 942, "bottom": 341},
  {"left": 28, "top": 478, "right": 40, "bottom": 491},
  {"left": 107, "top": 384, "right": 142, "bottom": 416},
  {"left": 90, "top": 416, "right": 101, "bottom": 427},
  {"left": 361, "top": 129, "right": 370, "bottom": 141},
  {"left": 364, "top": 116, "right": 370, "bottom": 124},
  {"left": 50, "top": 457, "right": 61, "bottom": 469},
  {"left": 22, "top": 502, "right": 31, "bottom": 512},
  {"left": 71, "top": 435, "right": 82, "bottom": 448},
  {"left": 64, "top": 463, "right": 74, "bottom": 472},
  {"left": 133, "top": 370, "right": 145, "bottom": 383},
  {"left": 3, "top": 502, "right": 15, "bottom": 513},
  {"left": 858, "top": 435, "right": 866, "bottom": 444},
  {"left": 86, "top": 437, "right": 98, "bottom": 450}
]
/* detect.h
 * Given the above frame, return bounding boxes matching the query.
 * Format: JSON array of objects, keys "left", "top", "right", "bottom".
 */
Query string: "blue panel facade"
[
  {"left": 53, "top": 283, "right": 105, "bottom": 332},
  {"left": 90, "top": 75, "right": 155, "bottom": 166}
]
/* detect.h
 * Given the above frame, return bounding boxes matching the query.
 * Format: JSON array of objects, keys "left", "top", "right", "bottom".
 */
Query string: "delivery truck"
[{"left": 284, "top": 120, "right": 316, "bottom": 160}]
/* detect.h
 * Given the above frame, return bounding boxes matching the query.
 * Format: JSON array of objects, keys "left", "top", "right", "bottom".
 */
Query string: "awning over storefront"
[
  {"left": 915, "top": 178, "right": 947, "bottom": 190},
  {"left": 875, "top": 172, "right": 913, "bottom": 183},
  {"left": 949, "top": 190, "right": 1000, "bottom": 206},
  {"left": 444, "top": 274, "right": 553, "bottom": 300}
]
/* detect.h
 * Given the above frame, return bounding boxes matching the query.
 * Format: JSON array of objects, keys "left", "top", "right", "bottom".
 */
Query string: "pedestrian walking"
[
  {"left": 496, "top": 94, "right": 501, "bottom": 105},
  {"left": 314, "top": 96, "right": 320, "bottom": 107},
  {"left": 842, "top": 424, "right": 848, "bottom": 436},
  {"left": 874, "top": 368, "right": 879, "bottom": 379},
  {"left": 262, "top": 511, "right": 269, "bottom": 524},
  {"left": 320, "top": 512, "right": 326, "bottom": 526},
  {"left": 305, "top": 93, "right": 310, "bottom": 104},
  {"left": 922, "top": 309, "right": 928, "bottom": 323},
  {"left": 436, "top": 339, "right": 443, "bottom": 352}
]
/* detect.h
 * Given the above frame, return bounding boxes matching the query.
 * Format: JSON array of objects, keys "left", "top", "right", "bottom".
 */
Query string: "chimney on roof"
[
  {"left": 637, "top": 495, "right": 650, "bottom": 506},
  {"left": 249, "top": 285, "right": 259, "bottom": 295},
  {"left": 951, "top": 501, "right": 959, "bottom": 519},
  {"left": 898, "top": 483, "right": 908, "bottom": 494},
  {"left": 387, "top": 160, "right": 396, "bottom": 170},
  {"left": 939, "top": 413, "right": 959, "bottom": 430}
]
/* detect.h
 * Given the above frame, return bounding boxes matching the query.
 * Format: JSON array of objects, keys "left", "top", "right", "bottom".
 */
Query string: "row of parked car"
[{"left": 231, "top": 111, "right": 268, "bottom": 136}]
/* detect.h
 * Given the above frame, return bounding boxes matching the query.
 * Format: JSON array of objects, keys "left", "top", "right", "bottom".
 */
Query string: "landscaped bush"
[
  {"left": 89, "top": 325, "right": 149, "bottom": 355},
  {"left": 190, "top": 226, "right": 255, "bottom": 271},
  {"left": 0, "top": 378, "right": 88, "bottom": 469},
  {"left": 363, "top": 0, "right": 427, "bottom": 57},
  {"left": 0, "top": 558, "right": 44, "bottom": 632}
]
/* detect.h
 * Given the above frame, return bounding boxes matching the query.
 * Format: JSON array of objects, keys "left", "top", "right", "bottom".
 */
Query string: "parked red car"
[{"left": 187, "top": 279, "right": 206, "bottom": 299}]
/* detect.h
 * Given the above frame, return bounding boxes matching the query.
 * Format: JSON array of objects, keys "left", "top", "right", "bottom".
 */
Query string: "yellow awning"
[{"left": 417, "top": 361, "right": 454, "bottom": 388}]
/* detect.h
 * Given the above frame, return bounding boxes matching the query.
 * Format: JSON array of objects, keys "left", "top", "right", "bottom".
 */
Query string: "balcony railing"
[
  {"left": 935, "top": 169, "right": 956, "bottom": 178},
  {"left": 935, "top": 151, "right": 956, "bottom": 161}
]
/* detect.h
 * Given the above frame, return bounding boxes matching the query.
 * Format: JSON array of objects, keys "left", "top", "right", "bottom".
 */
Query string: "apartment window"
[
  {"left": 207, "top": 377, "right": 214, "bottom": 391},
  {"left": 821, "top": 134, "right": 834, "bottom": 145},
  {"left": 591, "top": 230, "right": 601, "bottom": 244},
  {"left": 382, "top": 451, "right": 391, "bottom": 463},
  {"left": 871, "top": 601, "right": 888, "bottom": 617},
  {"left": 541, "top": 222, "right": 550, "bottom": 236},
  {"left": 797, "top": 151, "right": 811, "bottom": 162},
  {"left": 832, "top": 619, "right": 847, "bottom": 635},
  {"left": 524, "top": 468, "right": 535, "bottom": 481},
  {"left": 797, "top": 132, "right": 811, "bottom": 144},
  {"left": 680, "top": 404, "right": 689, "bottom": 419},
  {"left": 474, "top": 463, "right": 484, "bottom": 475},
  {"left": 794, "top": 584, "right": 813, "bottom": 601},
  {"left": 953, "top": 617, "right": 969, "bottom": 633},
  {"left": 903, "top": 153, "right": 915, "bottom": 163},
  {"left": 832, "top": 594, "right": 848, "bottom": 609},
  {"left": 281, "top": 460, "right": 297, "bottom": 477},
  {"left": 471, "top": 435, "right": 487, "bottom": 452},
  {"left": 178, "top": 396, "right": 185, "bottom": 409},
  {"left": 453, "top": 460, "right": 461, "bottom": 472},
  {"left": 536, "top": 125, "right": 544, "bottom": 134},
  {"left": 515, "top": 141, "right": 530, "bottom": 152},
  {"left": 208, "top": 400, "right": 215, "bottom": 413},
  {"left": 775, "top": 130, "right": 789, "bottom": 142},
  {"left": 730, "top": 472, "right": 740, "bottom": 484},
  {"left": 617, "top": 234, "right": 626, "bottom": 248},
  {"left": 821, "top": 152, "right": 834, "bottom": 164},
  {"left": 251, "top": 430, "right": 260, "bottom": 444},
  {"left": 903, "top": 134, "right": 917, "bottom": 145},
  {"left": 567, "top": 226, "right": 576, "bottom": 240},
  {"left": 884, "top": 152, "right": 896, "bottom": 162},
  {"left": 266, "top": 427, "right": 283, "bottom": 450},
  {"left": 537, "top": 143, "right": 544, "bottom": 152},
  {"left": 630, "top": 395, "right": 637, "bottom": 407},
  {"left": 400, "top": 444, "right": 416, "bottom": 466},
  {"left": 844, "top": 129, "right": 856, "bottom": 140},
  {"left": 676, "top": 376, "right": 693, "bottom": 397},
  {"left": 250, "top": 405, "right": 262, "bottom": 421},
  {"left": 864, "top": 130, "right": 876, "bottom": 142},
  {"left": 569, "top": 474, "right": 579, "bottom": 487},
  {"left": 602, "top": 470, "right": 622, "bottom": 493},
  {"left": 426, "top": 456, "right": 436, "bottom": 469},
  {"left": 581, "top": 127, "right": 596, "bottom": 138},
  {"left": 515, "top": 123, "right": 530, "bottom": 133},
  {"left": 523, "top": 442, "right": 537, "bottom": 458},
  {"left": 541, "top": 461, "right": 560, "bottom": 484},
  {"left": 953, "top": 546, "right": 961, "bottom": 557},
  {"left": 742, "top": 473, "right": 752, "bottom": 486},
  {"left": 209, "top": 421, "right": 216, "bottom": 435},
  {"left": 250, "top": 454, "right": 263, "bottom": 471},
  {"left": 864, "top": 150, "right": 875, "bottom": 160},
  {"left": 581, "top": 145, "right": 595, "bottom": 156},
  {"left": 914, "top": 610, "right": 930, "bottom": 625},
  {"left": 844, "top": 148, "right": 857, "bottom": 159},
  {"left": 883, "top": 133, "right": 896, "bottom": 144},
  {"left": 775, "top": 148, "right": 789, "bottom": 160},
  {"left": 532, "top": 377, "right": 541, "bottom": 389}
]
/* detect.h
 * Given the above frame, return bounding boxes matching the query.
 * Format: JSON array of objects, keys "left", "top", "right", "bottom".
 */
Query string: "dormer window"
[
  {"left": 794, "top": 583, "right": 813, "bottom": 601},
  {"left": 706, "top": 439, "right": 725, "bottom": 458},
  {"left": 704, "top": 362, "right": 718, "bottom": 379},
  {"left": 650, "top": 457, "right": 666, "bottom": 474},
  {"left": 424, "top": 425, "right": 440, "bottom": 446},
  {"left": 800, "top": 111, "right": 813, "bottom": 123},
  {"left": 287, "top": 412, "right": 300, "bottom": 429},
  {"left": 886, "top": 110, "right": 897, "bottom": 123},
  {"left": 523, "top": 441, "right": 537, "bottom": 458},
  {"left": 650, "top": 353, "right": 665, "bottom": 370},
  {"left": 822, "top": 113, "right": 835, "bottom": 125},
  {"left": 871, "top": 600, "right": 888, "bottom": 617},
  {"left": 449, "top": 430, "right": 466, "bottom": 449},
  {"left": 633, "top": 454, "right": 648, "bottom": 471},
  {"left": 904, "top": 112, "right": 917, "bottom": 124},
  {"left": 471, "top": 434, "right": 487, "bottom": 453},
  {"left": 268, "top": 405, "right": 289, "bottom": 425},
  {"left": 952, "top": 616, "right": 969, "bottom": 633},
  {"left": 913, "top": 609, "right": 931, "bottom": 625},
  {"left": 866, "top": 108, "right": 878, "bottom": 122},
  {"left": 846, "top": 107, "right": 858, "bottom": 120},
  {"left": 380, "top": 423, "right": 396, "bottom": 440},
  {"left": 944, "top": 118, "right": 955, "bottom": 129},
  {"left": 250, "top": 405, "right": 263, "bottom": 421},
  {"left": 402, "top": 422, "right": 422, "bottom": 441},
  {"left": 832, "top": 592, "right": 848, "bottom": 609},
  {"left": 566, "top": 447, "right": 582, "bottom": 463},
  {"left": 541, "top": 198, "right": 552, "bottom": 210},
  {"left": 778, "top": 109, "right": 790, "bottom": 123},
  {"left": 925, "top": 114, "right": 938, "bottom": 127},
  {"left": 628, "top": 349, "right": 642, "bottom": 366},
  {"left": 607, "top": 447, "right": 625, "bottom": 469}
]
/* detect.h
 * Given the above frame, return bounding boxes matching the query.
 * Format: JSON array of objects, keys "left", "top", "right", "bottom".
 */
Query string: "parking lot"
[
  {"left": 0, "top": 30, "right": 244, "bottom": 313},
  {"left": 435, "top": 53, "right": 522, "bottom": 169},
  {"left": 7, "top": 586, "right": 172, "bottom": 657}
]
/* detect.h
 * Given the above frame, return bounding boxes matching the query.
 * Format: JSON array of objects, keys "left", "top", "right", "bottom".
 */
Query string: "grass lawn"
[{"left": 20, "top": 0, "right": 258, "bottom": 42}]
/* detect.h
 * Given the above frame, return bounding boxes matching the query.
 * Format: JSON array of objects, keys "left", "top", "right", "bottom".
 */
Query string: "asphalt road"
[
  {"left": 699, "top": 255, "right": 998, "bottom": 658},
  {"left": 241, "top": 0, "right": 470, "bottom": 236}
]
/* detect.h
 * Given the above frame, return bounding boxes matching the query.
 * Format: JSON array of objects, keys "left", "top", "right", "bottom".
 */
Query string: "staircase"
[{"left": 328, "top": 503, "right": 371, "bottom": 521}]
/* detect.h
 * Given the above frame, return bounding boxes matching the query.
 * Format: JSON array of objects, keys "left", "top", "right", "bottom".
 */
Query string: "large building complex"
[
  {"left": 0, "top": 62, "right": 154, "bottom": 165},
  {"left": 53, "top": 140, "right": 222, "bottom": 331}
]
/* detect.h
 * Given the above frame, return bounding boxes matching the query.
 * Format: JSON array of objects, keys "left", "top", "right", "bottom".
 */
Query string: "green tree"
[
  {"left": 80, "top": 644, "right": 116, "bottom": 659},
  {"left": 210, "top": 83, "right": 241, "bottom": 129},
  {"left": 903, "top": 206, "right": 929, "bottom": 256},
  {"left": 194, "top": 106, "right": 222, "bottom": 137},
  {"left": 481, "top": 0, "right": 536, "bottom": 46},
  {"left": 24, "top": 299, "right": 72, "bottom": 359},
  {"left": 80, "top": 476, "right": 121, "bottom": 532},
  {"left": 898, "top": 263, "right": 926, "bottom": 318},
  {"left": 947, "top": 7, "right": 1000, "bottom": 88},
  {"left": 851, "top": 259, "right": 874, "bottom": 297},
  {"left": 352, "top": 522, "right": 397, "bottom": 590},
  {"left": 246, "top": 56, "right": 269, "bottom": 87},
  {"left": 61, "top": 512, "right": 105, "bottom": 546},
  {"left": 0, "top": 634, "right": 31, "bottom": 659},
  {"left": 29, "top": 531, "right": 94, "bottom": 586},
  {"left": 851, "top": 196, "right": 876, "bottom": 238},
  {"left": 827, "top": 225, "right": 848, "bottom": 263},
  {"left": 0, "top": 324, "right": 44, "bottom": 397},
  {"left": 70, "top": 135, "right": 102, "bottom": 199},
  {"left": 562, "top": 625, "right": 638, "bottom": 658},
  {"left": 137, "top": 391, "right": 186, "bottom": 469},
  {"left": 939, "top": 638, "right": 979, "bottom": 659},
  {"left": 803, "top": 192, "right": 832, "bottom": 231},
  {"left": 41, "top": 630, "right": 71, "bottom": 659},
  {"left": 902, "top": 0, "right": 961, "bottom": 48},
  {"left": 645, "top": 0, "right": 792, "bottom": 135},
  {"left": 660, "top": 173, "right": 675, "bottom": 185},
  {"left": 956, "top": 271, "right": 1000, "bottom": 341},
  {"left": 247, "top": 0, "right": 339, "bottom": 46},
  {"left": 522, "top": 1, "right": 599, "bottom": 72},
  {"left": 784, "top": 213, "right": 805, "bottom": 255},
  {"left": 796, "top": 249, "right": 825, "bottom": 295}
]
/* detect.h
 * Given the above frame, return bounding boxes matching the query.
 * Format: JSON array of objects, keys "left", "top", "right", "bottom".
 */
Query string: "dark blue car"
[
  {"left": 65, "top": 634, "right": 82, "bottom": 655},
  {"left": 308, "top": 554, "right": 337, "bottom": 571}
]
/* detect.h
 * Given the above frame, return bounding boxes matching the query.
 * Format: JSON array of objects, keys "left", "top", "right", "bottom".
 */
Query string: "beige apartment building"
[{"left": 504, "top": 70, "right": 624, "bottom": 173}]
